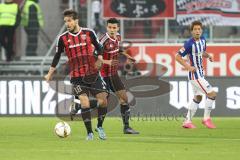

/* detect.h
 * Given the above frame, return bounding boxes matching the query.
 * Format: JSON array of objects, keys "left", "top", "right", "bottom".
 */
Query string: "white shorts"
[{"left": 190, "top": 78, "right": 213, "bottom": 95}]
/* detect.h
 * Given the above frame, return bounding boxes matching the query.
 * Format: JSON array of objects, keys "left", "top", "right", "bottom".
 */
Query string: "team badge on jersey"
[
  {"left": 198, "top": 52, "right": 201, "bottom": 56},
  {"left": 179, "top": 47, "right": 185, "bottom": 53},
  {"left": 67, "top": 39, "right": 71, "bottom": 43}
]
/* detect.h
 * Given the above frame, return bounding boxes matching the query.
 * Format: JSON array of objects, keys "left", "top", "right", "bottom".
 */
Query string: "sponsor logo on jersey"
[{"left": 69, "top": 43, "right": 87, "bottom": 48}]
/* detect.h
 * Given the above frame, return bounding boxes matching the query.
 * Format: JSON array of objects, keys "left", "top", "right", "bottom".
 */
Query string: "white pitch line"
[{"left": 109, "top": 136, "right": 240, "bottom": 141}]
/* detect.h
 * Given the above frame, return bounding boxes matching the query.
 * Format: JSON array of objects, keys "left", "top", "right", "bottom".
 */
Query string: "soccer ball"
[{"left": 54, "top": 122, "right": 71, "bottom": 138}]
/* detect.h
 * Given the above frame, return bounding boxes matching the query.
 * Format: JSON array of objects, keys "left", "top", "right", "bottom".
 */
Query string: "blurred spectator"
[
  {"left": 91, "top": 0, "right": 105, "bottom": 35},
  {"left": 0, "top": 0, "right": 21, "bottom": 61},
  {"left": 169, "top": 20, "right": 179, "bottom": 35},
  {"left": 203, "top": 27, "right": 210, "bottom": 39},
  {"left": 21, "top": 0, "right": 44, "bottom": 56},
  {"left": 79, "top": 0, "right": 87, "bottom": 8},
  {"left": 143, "top": 20, "right": 152, "bottom": 38},
  {"left": 179, "top": 27, "right": 191, "bottom": 39},
  {"left": 229, "top": 26, "right": 238, "bottom": 37}
]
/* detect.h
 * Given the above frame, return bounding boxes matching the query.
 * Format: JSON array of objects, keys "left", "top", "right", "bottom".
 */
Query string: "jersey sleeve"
[
  {"left": 99, "top": 34, "right": 107, "bottom": 50},
  {"left": 117, "top": 34, "right": 121, "bottom": 41},
  {"left": 177, "top": 42, "right": 191, "bottom": 57},
  {"left": 90, "top": 30, "right": 103, "bottom": 55},
  {"left": 51, "top": 36, "right": 64, "bottom": 67},
  {"left": 117, "top": 34, "right": 124, "bottom": 53},
  {"left": 203, "top": 38, "right": 207, "bottom": 51}
]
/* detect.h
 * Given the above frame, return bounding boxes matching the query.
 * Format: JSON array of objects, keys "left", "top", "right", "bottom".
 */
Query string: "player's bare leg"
[
  {"left": 202, "top": 91, "right": 217, "bottom": 129},
  {"left": 183, "top": 95, "right": 202, "bottom": 129},
  {"left": 95, "top": 92, "right": 108, "bottom": 140},
  {"left": 116, "top": 90, "right": 139, "bottom": 134}
]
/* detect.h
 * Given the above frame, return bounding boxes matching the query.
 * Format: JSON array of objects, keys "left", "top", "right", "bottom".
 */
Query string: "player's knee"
[
  {"left": 78, "top": 95, "right": 90, "bottom": 107},
  {"left": 207, "top": 91, "right": 217, "bottom": 99},
  {"left": 119, "top": 96, "right": 128, "bottom": 104},
  {"left": 212, "top": 91, "right": 217, "bottom": 97},
  {"left": 195, "top": 95, "right": 202, "bottom": 102},
  {"left": 97, "top": 98, "right": 108, "bottom": 107},
  {"left": 96, "top": 92, "right": 108, "bottom": 107},
  {"left": 102, "top": 99, "right": 108, "bottom": 107},
  {"left": 80, "top": 101, "right": 90, "bottom": 108},
  {"left": 120, "top": 93, "right": 128, "bottom": 104}
]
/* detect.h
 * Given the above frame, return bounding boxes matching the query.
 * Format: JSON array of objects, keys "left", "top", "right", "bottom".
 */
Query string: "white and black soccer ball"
[{"left": 54, "top": 122, "right": 71, "bottom": 138}]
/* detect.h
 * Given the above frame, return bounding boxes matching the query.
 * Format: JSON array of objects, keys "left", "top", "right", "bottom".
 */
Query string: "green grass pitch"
[{"left": 0, "top": 117, "right": 239, "bottom": 160}]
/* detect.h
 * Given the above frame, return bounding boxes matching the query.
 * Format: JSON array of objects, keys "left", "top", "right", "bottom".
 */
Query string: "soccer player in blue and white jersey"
[{"left": 175, "top": 21, "right": 217, "bottom": 129}]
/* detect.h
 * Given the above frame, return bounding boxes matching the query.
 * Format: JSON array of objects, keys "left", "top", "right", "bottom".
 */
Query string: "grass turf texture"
[{"left": 0, "top": 117, "right": 239, "bottom": 160}]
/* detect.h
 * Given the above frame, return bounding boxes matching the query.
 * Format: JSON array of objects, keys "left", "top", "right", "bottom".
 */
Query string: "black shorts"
[
  {"left": 70, "top": 73, "right": 107, "bottom": 97},
  {"left": 103, "top": 74, "right": 125, "bottom": 92}
]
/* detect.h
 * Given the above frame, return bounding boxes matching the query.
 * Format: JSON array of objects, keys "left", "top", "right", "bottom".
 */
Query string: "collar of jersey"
[
  {"left": 106, "top": 33, "right": 117, "bottom": 42},
  {"left": 68, "top": 28, "right": 82, "bottom": 36}
]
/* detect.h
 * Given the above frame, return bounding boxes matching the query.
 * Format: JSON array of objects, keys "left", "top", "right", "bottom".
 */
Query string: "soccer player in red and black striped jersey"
[
  {"left": 99, "top": 18, "right": 139, "bottom": 134},
  {"left": 44, "top": 9, "right": 108, "bottom": 140}
]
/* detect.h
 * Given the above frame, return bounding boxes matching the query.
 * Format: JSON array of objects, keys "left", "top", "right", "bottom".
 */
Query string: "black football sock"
[
  {"left": 74, "top": 96, "right": 81, "bottom": 110},
  {"left": 120, "top": 104, "right": 130, "bottom": 129},
  {"left": 97, "top": 107, "right": 108, "bottom": 128},
  {"left": 81, "top": 108, "right": 93, "bottom": 134}
]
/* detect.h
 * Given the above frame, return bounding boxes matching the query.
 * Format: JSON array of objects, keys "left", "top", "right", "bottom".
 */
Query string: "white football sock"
[
  {"left": 185, "top": 100, "right": 199, "bottom": 122},
  {"left": 204, "top": 98, "right": 215, "bottom": 120}
]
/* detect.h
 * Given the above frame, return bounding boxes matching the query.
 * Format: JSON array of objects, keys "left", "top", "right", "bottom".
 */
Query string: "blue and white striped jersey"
[{"left": 178, "top": 36, "right": 206, "bottom": 80}]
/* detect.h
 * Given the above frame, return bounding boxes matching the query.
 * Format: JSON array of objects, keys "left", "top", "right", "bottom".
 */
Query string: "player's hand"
[
  {"left": 186, "top": 66, "right": 196, "bottom": 72},
  {"left": 208, "top": 55, "right": 213, "bottom": 62},
  {"left": 44, "top": 74, "right": 52, "bottom": 82},
  {"left": 103, "top": 60, "right": 119, "bottom": 66},
  {"left": 95, "top": 59, "right": 103, "bottom": 70}
]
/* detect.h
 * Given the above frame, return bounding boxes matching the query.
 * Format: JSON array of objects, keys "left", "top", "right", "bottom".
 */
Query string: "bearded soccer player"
[
  {"left": 175, "top": 21, "right": 217, "bottom": 129},
  {"left": 70, "top": 18, "right": 139, "bottom": 136},
  {"left": 44, "top": 9, "right": 108, "bottom": 140},
  {"left": 98, "top": 18, "right": 139, "bottom": 135}
]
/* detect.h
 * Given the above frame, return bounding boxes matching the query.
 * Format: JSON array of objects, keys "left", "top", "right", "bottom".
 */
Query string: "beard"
[
  {"left": 67, "top": 25, "right": 77, "bottom": 32},
  {"left": 194, "top": 34, "right": 201, "bottom": 39},
  {"left": 109, "top": 32, "right": 115, "bottom": 36}
]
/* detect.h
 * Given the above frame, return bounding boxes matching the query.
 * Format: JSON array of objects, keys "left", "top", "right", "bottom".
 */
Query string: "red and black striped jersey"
[
  {"left": 51, "top": 27, "right": 103, "bottom": 78},
  {"left": 99, "top": 32, "right": 121, "bottom": 77}
]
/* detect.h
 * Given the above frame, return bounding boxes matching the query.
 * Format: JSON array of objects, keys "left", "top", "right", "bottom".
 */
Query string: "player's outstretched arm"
[
  {"left": 203, "top": 51, "right": 213, "bottom": 62},
  {"left": 175, "top": 53, "right": 196, "bottom": 72},
  {"left": 97, "top": 55, "right": 118, "bottom": 66},
  {"left": 44, "top": 67, "right": 56, "bottom": 82},
  {"left": 44, "top": 35, "right": 64, "bottom": 82},
  {"left": 44, "top": 45, "right": 62, "bottom": 82},
  {"left": 121, "top": 51, "right": 136, "bottom": 63}
]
